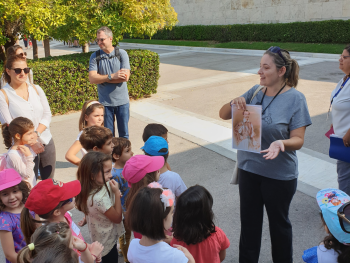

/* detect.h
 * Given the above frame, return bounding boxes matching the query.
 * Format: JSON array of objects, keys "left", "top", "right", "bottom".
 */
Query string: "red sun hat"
[
  {"left": 25, "top": 179, "right": 81, "bottom": 215},
  {"left": 122, "top": 155, "right": 164, "bottom": 187}
]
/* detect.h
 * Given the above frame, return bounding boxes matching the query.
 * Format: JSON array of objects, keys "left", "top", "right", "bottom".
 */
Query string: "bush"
[
  {"left": 147, "top": 20, "right": 350, "bottom": 44},
  {"left": 2, "top": 49, "right": 159, "bottom": 115}
]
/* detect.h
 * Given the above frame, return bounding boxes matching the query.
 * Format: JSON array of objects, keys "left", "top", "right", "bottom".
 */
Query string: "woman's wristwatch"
[{"left": 35, "top": 131, "right": 41, "bottom": 137}]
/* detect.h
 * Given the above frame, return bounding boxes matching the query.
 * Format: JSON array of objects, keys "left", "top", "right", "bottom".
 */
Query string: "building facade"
[{"left": 171, "top": 0, "right": 350, "bottom": 25}]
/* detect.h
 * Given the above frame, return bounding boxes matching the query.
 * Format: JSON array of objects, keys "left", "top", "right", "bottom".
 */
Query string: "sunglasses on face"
[
  {"left": 11, "top": 68, "right": 31, "bottom": 74},
  {"left": 18, "top": 52, "right": 27, "bottom": 57},
  {"left": 338, "top": 201, "right": 350, "bottom": 233},
  {"left": 62, "top": 198, "right": 73, "bottom": 206},
  {"left": 268, "top": 46, "right": 289, "bottom": 65}
]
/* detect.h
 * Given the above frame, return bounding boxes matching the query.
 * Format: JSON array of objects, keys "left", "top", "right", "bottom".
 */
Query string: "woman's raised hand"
[
  {"left": 261, "top": 140, "right": 285, "bottom": 160},
  {"left": 231, "top": 97, "right": 247, "bottom": 110},
  {"left": 31, "top": 141, "right": 45, "bottom": 154}
]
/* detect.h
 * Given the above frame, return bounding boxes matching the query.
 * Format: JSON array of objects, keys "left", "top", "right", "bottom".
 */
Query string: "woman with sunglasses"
[
  {"left": 302, "top": 188, "right": 350, "bottom": 263},
  {"left": 329, "top": 45, "right": 350, "bottom": 196},
  {"left": 0, "top": 54, "right": 56, "bottom": 180},
  {"left": 220, "top": 46, "right": 312, "bottom": 263},
  {"left": 1, "top": 45, "right": 34, "bottom": 88}
]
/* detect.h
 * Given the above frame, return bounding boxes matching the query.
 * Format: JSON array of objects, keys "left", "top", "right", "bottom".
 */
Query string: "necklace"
[{"left": 258, "top": 83, "right": 287, "bottom": 115}]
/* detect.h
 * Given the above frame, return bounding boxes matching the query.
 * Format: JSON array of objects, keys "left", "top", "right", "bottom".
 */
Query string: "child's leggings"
[{"left": 119, "top": 219, "right": 132, "bottom": 263}]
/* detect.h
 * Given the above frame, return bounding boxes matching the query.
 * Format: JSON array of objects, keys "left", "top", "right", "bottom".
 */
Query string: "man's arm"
[
  {"left": 89, "top": 71, "right": 110, "bottom": 84},
  {"left": 109, "top": 69, "right": 130, "bottom": 83}
]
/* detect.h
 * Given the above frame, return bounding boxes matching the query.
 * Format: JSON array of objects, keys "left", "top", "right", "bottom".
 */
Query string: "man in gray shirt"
[{"left": 89, "top": 26, "right": 131, "bottom": 138}]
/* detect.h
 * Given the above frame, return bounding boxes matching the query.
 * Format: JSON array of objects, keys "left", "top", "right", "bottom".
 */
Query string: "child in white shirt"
[
  {"left": 126, "top": 182, "right": 195, "bottom": 263},
  {"left": 303, "top": 188, "right": 350, "bottom": 263},
  {"left": 1, "top": 117, "right": 36, "bottom": 187}
]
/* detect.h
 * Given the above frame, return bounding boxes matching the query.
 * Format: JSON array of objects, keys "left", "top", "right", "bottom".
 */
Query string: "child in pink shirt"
[{"left": 171, "top": 185, "right": 230, "bottom": 263}]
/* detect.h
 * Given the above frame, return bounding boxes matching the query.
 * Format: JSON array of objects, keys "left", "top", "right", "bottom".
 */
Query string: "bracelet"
[
  {"left": 91, "top": 254, "right": 97, "bottom": 258},
  {"left": 78, "top": 242, "right": 88, "bottom": 252}
]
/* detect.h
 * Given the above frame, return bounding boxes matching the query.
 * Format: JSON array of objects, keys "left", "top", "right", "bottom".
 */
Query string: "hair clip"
[
  {"left": 28, "top": 243, "right": 35, "bottom": 250},
  {"left": 148, "top": 181, "right": 175, "bottom": 211}
]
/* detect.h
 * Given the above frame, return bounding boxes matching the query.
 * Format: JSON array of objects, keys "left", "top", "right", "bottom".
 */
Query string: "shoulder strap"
[
  {"left": 30, "top": 84, "right": 39, "bottom": 96},
  {"left": 1, "top": 89, "right": 8, "bottom": 106},
  {"left": 96, "top": 50, "right": 101, "bottom": 74},
  {"left": 114, "top": 46, "right": 121, "bottom": 62},
  {"left": 250, "top": 85, "right": 264, "bottom": 104}
]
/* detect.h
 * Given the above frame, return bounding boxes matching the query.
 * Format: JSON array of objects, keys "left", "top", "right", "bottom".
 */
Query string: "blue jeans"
[{"left": 104, "top": 103, "right": 130, "bottom": 138}]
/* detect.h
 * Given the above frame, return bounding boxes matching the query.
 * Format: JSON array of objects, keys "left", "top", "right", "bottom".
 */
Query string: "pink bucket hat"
[
  {"left": 0, "top": 169, "right": 22, "bottom": 191},
  {"left": 122, "top": 155, "right": 164, "bottom": 187}
]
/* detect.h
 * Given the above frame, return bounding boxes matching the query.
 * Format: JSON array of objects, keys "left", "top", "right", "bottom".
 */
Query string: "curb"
[{"left": 119, "top": 42, "right": 340, "bottom": 60}]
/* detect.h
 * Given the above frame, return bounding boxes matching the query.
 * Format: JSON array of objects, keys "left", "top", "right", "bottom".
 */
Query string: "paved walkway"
[{"left": 0, "top": 40, "right": 343, "bottom": 262}]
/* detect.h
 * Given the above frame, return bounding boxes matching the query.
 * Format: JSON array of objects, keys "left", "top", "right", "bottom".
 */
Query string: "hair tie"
[
  {"left": 6, "top": 123, "right": 9, "bottom": 127},
  {"left": 28, "top": 243, "right": 35, "bottom": 250},
  {"left": 148, "top": 181, "right": 175, "bottom": 211},
  {"left": 86, "top": 101, "right": 100, "bottom": 109}
]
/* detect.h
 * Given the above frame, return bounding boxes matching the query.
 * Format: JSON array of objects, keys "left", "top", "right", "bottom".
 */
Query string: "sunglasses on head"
[
  {"left": 268, "top": 46, "right": 289, "bottom": 65},
  {"left": 338, "top": 201, "right": 350, "bottom": 233},
  {"left": 12, "top": 68, "right": 31, "bottom": 74},
  {"left": 18, "top": 52, "right": 27, "bottom": 57},
  {"left": 62, "top": 198, "right": 73, "bottom": 206}
]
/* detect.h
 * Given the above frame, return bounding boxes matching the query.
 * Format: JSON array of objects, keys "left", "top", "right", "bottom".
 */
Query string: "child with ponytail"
[
  {"left": 20, "top": 179, "right": 103, "bottom": 262},
  {"left": 1, "top": 117, "right": 37, "bottom": 187},
  {"left": 17, "top": 222, "right": 95, "bottom": 263},
  {"left": 75, "top": 152, "right": 124, "bottom": 262},
  {"left": 303, "top": 188, "right": 350, "bottom": 263},
  {"left": 65, "top": 100, "right": 104, "bottom": 165},
  {"left": 126, "top": 182, "right": 195, "bottom": 263},
  {"left": 0, "top": 169, "right": 36, "bottom": 263}
]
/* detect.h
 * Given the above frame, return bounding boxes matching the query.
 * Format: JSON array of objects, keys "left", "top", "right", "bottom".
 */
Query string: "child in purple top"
[{"left": 0, "top": 169, "right": 35, "bottom": 263}]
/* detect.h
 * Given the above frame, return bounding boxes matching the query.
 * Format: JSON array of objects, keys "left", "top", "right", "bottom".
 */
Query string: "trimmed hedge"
[
  {"left": 145, "top": 20, "right": 350, "bottom": 44},
  {"left": 5, "top": 49, "right": 159, "bottom": 115}
]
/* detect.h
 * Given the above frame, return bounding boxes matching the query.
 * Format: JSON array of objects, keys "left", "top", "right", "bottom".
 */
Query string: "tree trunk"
[
  {"left": 0, "top": 36, "right": 17, "bottom": 61},
  {"left": 82, "top": 43, "right": 89, "bottom": 53},
  {"left": 32, "top": 39, "right": 39, "bottom": 60},
  {"left": 43, "top": 38, "right": 51, "bottom": 57}
]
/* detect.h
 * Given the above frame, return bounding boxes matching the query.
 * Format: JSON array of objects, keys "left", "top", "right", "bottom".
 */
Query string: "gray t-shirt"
[
  {"left": 89, "top": 48, "right": 130, "bottom": 107},
  {"left": 237, "top": 85, "right": 312, "bottom": 180}
]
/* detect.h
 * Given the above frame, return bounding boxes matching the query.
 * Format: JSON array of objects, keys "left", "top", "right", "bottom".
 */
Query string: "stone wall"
[{"left": 171, "top": 0, "right": 350, "bottom": 25}]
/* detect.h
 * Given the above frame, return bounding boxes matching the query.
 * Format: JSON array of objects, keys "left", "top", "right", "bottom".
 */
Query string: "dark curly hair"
[
  {"left": 0, "top": 181, "right": 31, "bottom": 212},
  {"left": 320, "top": 212, "right": 350, "bottom": 263},
  {"left": 172, "top": 185, "right": 216, "bottom": 245}
]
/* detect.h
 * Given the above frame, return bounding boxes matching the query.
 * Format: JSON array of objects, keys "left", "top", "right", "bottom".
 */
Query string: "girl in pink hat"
[
  {"left": 123, "top": 155, "right": 164, "bottom": 240},
  {"left": 0, "top": 169, "right": 37, "bottom": 263},
  {"left": 65, "top": 100, "right": 104, "bottom": 166}
]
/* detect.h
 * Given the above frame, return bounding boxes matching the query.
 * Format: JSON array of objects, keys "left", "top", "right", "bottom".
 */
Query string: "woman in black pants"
[{"left": 219, "top": 47, "right": 312, "bottom": 263}]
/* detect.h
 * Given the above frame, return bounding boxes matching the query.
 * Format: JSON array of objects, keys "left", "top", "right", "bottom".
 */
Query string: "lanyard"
[
  {"left": 327, "top": 76, "right": 349, "bottom": 119},
  {"left": 257, "top": 84, "right": 286, "bottom": 115}
]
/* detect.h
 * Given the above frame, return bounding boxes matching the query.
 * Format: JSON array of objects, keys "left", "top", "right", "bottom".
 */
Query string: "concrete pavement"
[{"left": 0, "top": 40, "right": 344, "bottom": 262}]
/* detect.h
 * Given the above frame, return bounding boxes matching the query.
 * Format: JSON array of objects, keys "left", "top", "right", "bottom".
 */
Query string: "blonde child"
[
  {"left": 303, "top": 188, "right": 350, "bottom": 263},
  {"left": 111, "top": 137, "right": 134, "bottom": 262},
  {"left": 126, "top": 182, "right": 195, "bottom": 263},
  {"left": 1, "top": 117, "right": 37, "bottom": 187},
  {"left": 65, "top": 100, "right": 104, "bottom": 165},
  {"left": 17, "top": 222, "right": 94, "bottom": 263},
  {"left": 32, "top": 244, "right": 79, "bottom": 263},
  {"left": 171, "top": 185, "right": 230, "bottom": 263},
  {"left": 75, "top": 152, "right": 124, "bottom": 262},
  {"left": 21, "top": 179, "right": 103, "bottom": 262},
  {"left": 0, "top": 169, "right": 36, "bottom": 263}
]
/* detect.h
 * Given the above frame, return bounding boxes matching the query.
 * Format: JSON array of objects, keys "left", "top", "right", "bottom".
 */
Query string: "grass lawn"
[{"left": 120, "top": 39, "right": 345, "bottom": 54}]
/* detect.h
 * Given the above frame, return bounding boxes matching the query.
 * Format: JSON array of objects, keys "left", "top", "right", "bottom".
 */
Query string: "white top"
[
  {"left": 0, "top": 83, "right": 52, "bottom": 145},
  {"left": 331, "top": 77, "right": 350, "bottom": 137},
  {"left": 86, "top": 182, "right": 124, "bottom": 257},
  {"left": 158, "top": 170, "right": 187, "bottom": 199},
  {"left": 3, "top": 147, "right": 36, "bottom": 188},
  {"left": 127, "top": 239, "right": 188, "bottom": 263},
  {"left": 317, "top": 244, "right": 338, "bottom": 263},
  {"left": 76, "top": 131, "right": 87, "bottom": 156}
]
